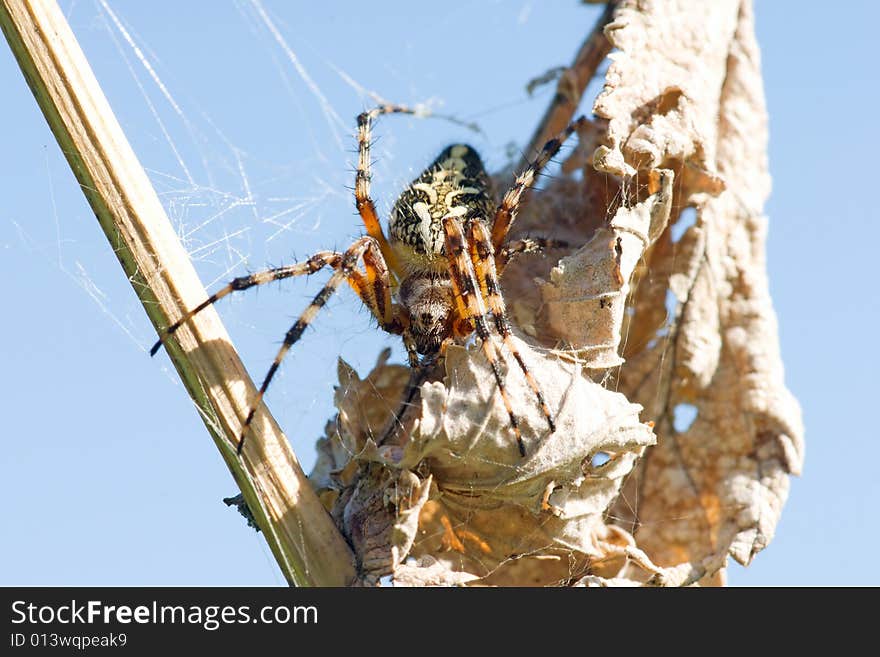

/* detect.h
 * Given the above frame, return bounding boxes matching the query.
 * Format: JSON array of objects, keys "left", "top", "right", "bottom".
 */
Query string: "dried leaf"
[
  {"left": 391, "top": 557, "right": 481, "bottom": 587},
  {"left": 607, "top": 0, "right": 804, "bottom": 584},
  {"left": 314, "top": 339, "right": 656, "bottom": 585},
  {"left": 539, "top": 169, "right": 672, "bottom": 366},
  {"left": 593, "top": 0, "right": 739, "bottom": 182}
]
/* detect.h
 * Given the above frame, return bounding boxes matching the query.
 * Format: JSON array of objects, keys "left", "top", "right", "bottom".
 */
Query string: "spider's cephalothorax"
[{"left": 151, "top": 104, "right": 586, "bottom": 456}]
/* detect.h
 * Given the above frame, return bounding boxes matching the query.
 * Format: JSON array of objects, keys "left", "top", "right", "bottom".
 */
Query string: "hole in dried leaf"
[
  {"left": 672, "top": 403, "right": 698, "bottom": 433},
  {"left": 591, "top": 451, "right": 612, "bottom": 468},
  {"left": 671, "top": 207, "right": 697, "bottom": 243},
  {"left": 664, "top": 288, "right": 678, "bottom": 321}
]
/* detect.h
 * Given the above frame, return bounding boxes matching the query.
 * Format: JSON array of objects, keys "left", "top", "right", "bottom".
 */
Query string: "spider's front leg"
[
  {"left": 442, "top": 215, "right": 527, "bottom": 457},
  {"left": 466, "top": 220, "right": 556, "bottom": 435},
  {"left": 149, "top": 252, "right": 344, "bottom": 356},
  {"left": 355, "top": 103, "right": 421, "bottom": 272}
]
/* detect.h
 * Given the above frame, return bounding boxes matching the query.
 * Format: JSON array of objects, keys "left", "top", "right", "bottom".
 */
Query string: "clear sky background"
[{"left": 1, "top": 1, "right": 876, "bottom": 586}]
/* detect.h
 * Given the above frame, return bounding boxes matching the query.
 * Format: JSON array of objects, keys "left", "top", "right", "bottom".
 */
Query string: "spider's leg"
[
  {"left": 401, "top": 329, "right": 420, "bottom": 368},
  {"left": 150, "top": 235, "right": 400, "bottom": 359},
  {"left": 149, "top": 253, "right": 342, "bottom": 356},
  {"left": 514, "top": 2, "right": 616, "bottom": 177},
  {"left": 442, "top": 216, "right": 526, "bottom": 457},
  {"left": 491, "top": 116, "right": 588, "bottom": 254},
  {"left": 376, "top": 355, "right": 435, "bottom": 447},
  {"left": 349, "top": 238, "right": 394, "bottom": 328},
  {"left": 355, "top": 103, "right": 421, "bottom": 273},
  {"left": 467, "top": 221, "right": 556, "bottom": 434},
  {"left": 237, "top": 236, "right": 389, "bottom": 454},
  {"left": 350, "top": 238, "right": 419, "bottom": 365},
  {"left": 497, "top": 237, "right": 572, "bottom": 272}
]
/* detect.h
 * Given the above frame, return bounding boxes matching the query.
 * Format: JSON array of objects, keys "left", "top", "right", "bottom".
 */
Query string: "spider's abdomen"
[{"left": 389, "top": 144, "right": 495, "bottom": 271}]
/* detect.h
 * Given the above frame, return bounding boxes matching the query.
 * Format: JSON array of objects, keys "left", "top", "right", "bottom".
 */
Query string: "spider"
[{"left": 151, "top": 104, "right": 586, "bottom": 457}]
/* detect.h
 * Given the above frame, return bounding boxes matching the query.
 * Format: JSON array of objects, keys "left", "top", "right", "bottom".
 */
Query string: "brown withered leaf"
[
  {"left": 604, "top": 0, "right": 804, "bottom": 585},
  {"left": 593, "top": 0, "right": 737, "bottom": 185},
  {"left": 312, "top": 340, "right": 658, "bottom": 586},
  {"left": 402, "top": 342, "right": 656, "bottom": 585},
  {"left": 539, "top": 168, "right": 672, "bottom": 367}
]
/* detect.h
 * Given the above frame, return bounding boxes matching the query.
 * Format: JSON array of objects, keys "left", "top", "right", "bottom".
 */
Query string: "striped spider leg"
[
  {"left": 442, "top": 215, "right": 555, "bottom": 457},
  {"left": 490, "top": 115, "right": 589, "bottom": 254},
  {"left": 355, "top": 102, "right": 422, "bottom": 273},
  {"left": 467, "top": 220, "right": 557, "bottom": 432},
  {"left": 378, "top": 115, "right": 587, "bottom": 457},
  {"left": 497, "top": 237, "right": 572, "bottom": 272},
  {"left": 432, "top": 116, "right": 587, "bottom": 455},
  {"left": 150, "top": 102, "right": 424, "bottom": 455},
  {"left": 150, "top": 236, "right": 403, "bottom": 454}
]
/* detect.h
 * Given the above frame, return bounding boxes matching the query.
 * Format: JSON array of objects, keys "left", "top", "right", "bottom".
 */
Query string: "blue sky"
[{"left": 1, "top": 1, "right": 876, "bottom": 586}]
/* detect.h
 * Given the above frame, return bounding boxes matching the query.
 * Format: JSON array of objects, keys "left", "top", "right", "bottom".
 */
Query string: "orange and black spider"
[{"left": 151, "top": 105, "right": 585, "bottom": 457}]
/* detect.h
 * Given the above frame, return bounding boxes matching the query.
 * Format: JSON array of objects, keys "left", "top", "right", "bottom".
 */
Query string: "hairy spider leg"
[
  {"left": 497, "top": 237, "right": 572, "bottom": 272},
  {"left": 359, "top": 242, "right": 420, "bottom": 366},
  {"left": 442, "top": 216, "right": 526, "bottom": 457},
  {"left": 490, "top": 116, "right": 588, "bottom": 254},
  {"left": 147, "top": 235, "right": 398, "bottom": 454},
  {"left": 355, "top": 103, "right": 422, "bottom": 274},
  {"left": 467, "top": 220, "right": 556, "bottom": 434},
  {"left": 149, "top": 252, "right": 342, "bottom": 356},
  {"left": 149, "top": 238, "right": 396, "bottom": 357},
  {"left": 236, "top": 236, "right": 397, "bottom": 454}
]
